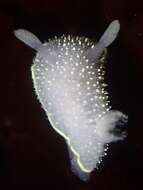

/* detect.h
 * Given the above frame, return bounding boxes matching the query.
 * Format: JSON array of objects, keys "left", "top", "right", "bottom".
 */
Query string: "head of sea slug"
[{"left": 14, "top": 20, "right": 120, "bottom": 66}]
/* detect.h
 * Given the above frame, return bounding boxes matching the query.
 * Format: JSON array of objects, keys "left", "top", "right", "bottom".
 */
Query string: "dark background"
[{"left": 0, "top": 0, "right": 143, "bottom": 189}]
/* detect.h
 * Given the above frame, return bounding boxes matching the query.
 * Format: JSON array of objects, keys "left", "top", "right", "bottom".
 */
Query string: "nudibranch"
[{"left": 14, "top": 20, "right": 128, "bottom": 181}]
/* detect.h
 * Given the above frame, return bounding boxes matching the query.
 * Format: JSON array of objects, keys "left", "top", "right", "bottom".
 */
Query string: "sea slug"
[{"left": 14, "top": 20, "right": 128, "bottom": 181}]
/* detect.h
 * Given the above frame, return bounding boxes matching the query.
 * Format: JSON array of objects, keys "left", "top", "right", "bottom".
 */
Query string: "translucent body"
[{"left": 14, "top": 20, "right": 127, "bottom": 181}]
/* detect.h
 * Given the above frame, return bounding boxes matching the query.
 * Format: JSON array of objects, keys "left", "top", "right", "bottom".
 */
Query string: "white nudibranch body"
[{"left": 14, "top": 20, "right": 128, "bottom": 181}]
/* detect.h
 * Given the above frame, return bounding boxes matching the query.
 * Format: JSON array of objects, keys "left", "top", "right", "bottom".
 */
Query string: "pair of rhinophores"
[{"left": 14, "top": 20, "right": 128, "bottom": 181}]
